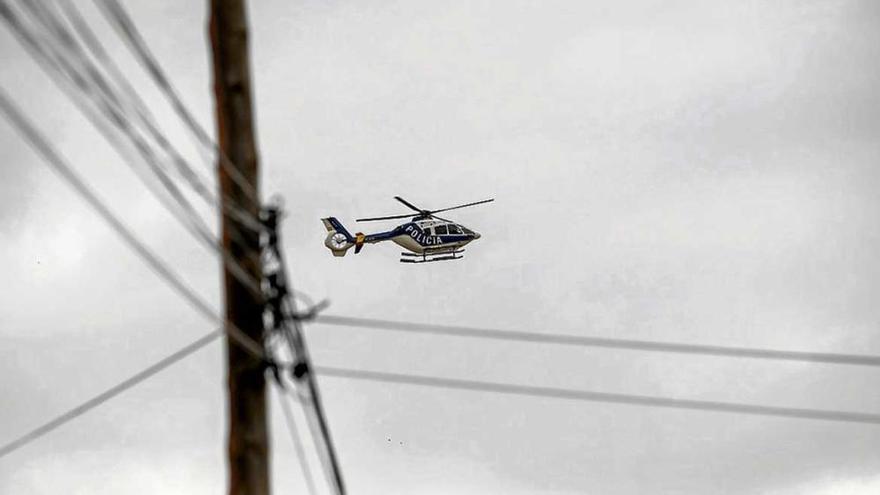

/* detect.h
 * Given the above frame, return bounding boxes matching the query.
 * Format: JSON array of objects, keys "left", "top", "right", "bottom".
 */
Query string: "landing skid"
[{"left": 400, "top": 249, "right": 464, "bottom": 263}]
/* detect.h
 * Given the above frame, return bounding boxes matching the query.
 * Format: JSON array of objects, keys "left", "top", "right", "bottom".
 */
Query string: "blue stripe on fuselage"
[
  {"left": 402, "top": 223, "right": 444, "bottom": 246},
  {"left": 400, "top": 223, "right": 472, "bottom": 247}
]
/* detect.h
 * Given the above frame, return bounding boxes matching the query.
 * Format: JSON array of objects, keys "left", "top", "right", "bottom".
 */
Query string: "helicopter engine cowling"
[{"left": 324, "top": 231, "right": 353, "bottom": 257}]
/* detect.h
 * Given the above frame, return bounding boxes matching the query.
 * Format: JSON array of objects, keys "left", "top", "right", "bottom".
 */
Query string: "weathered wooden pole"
[{"left": 209, "top": 1, "right": 269, "bottom": 494}]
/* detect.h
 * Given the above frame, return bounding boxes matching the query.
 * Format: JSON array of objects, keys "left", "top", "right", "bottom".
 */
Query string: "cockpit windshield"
[{"left": 448, "top": 225, "right": 463, "bottom": 234}]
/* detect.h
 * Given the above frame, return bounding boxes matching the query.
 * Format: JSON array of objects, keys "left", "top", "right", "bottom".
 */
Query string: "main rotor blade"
[
  {"left": 394, "top": 196, "right": 423, "bottom": 213},
  {"left": 429, "top": 214, "right": 454, "bottom": 223},
  {"left": 430, "top": 198, "right": 494, "bottom": 214},
  {"left": 356, "top": 213, "right": 416, "bottom": 222}
]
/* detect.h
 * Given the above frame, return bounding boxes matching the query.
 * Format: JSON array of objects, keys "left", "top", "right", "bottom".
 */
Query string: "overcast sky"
[{"left": 2, "top": 0, "right": 880, "bottom": 493}]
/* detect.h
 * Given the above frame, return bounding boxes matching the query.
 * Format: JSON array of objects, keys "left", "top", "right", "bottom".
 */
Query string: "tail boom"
[{"left": 321, "top": 217, "right": 398, "bottom": 257}]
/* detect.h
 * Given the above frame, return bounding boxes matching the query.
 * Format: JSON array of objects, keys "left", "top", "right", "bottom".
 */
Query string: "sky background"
[{"left": 2, "top": 0, "right": 880, "bottom": 493}]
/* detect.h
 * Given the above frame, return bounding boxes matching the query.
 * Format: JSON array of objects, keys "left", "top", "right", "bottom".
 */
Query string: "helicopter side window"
[
  {"left": 422, "top": 226, "right": 433, "bottom": 235},
  {"left": 435, "top": 225, "right": 448, "bottom": 235},
  {"left": 448, "top": 225, "right": 463, "bottom": 235}
]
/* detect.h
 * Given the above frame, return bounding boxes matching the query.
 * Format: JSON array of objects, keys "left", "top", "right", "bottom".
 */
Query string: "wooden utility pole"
[{"left": 209, "top": 1, "right": 269, "bottom": 494}]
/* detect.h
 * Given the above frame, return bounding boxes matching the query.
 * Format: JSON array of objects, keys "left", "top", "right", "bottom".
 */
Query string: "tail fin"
[
  {"left": 322, "top": 217, "right": 356, "bottom": 257},
  {"left": 322, "top": 217, "right": 353, "bottom": 242}
]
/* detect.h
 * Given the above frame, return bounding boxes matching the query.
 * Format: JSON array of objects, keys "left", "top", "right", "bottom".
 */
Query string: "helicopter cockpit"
[{"left": 415, "top": 218, "right": 478, "bottom": 237}]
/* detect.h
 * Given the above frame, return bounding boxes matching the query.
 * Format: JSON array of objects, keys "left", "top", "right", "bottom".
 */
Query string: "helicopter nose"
[{"left": 473, "top": 231, "right": 481, "bottom": 240}]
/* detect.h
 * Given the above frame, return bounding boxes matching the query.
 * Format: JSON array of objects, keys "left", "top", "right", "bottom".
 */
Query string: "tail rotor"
[{"left": 322, "top": 217, "right": 355, "bottom": 257}]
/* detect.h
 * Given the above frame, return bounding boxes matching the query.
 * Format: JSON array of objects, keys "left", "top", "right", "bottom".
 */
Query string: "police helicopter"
[{"left": 322, "top": 196, "right": 493, "bottom": 263}]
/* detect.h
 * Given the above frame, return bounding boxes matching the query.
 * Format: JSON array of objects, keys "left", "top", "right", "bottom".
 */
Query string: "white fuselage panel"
[{"left": 392, "top": 234, "right": 469, "bottom": 254}]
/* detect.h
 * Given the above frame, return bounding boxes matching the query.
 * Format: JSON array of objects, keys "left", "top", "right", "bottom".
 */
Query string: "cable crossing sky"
[
  {"left": 315, "top": 314, "right": 880, "bottom": 367},
  {"left": 315, "top": 366, "right": 880, "bottom": 426}
]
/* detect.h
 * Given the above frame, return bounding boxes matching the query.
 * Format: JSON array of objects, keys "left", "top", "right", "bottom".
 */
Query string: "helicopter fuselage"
[
  {"left": 321, "top": 196, "right": 491, "bottom": 262},
  {"left": 322, "top": 216, "right": 480, "bottom": 258},
  {"left": 388, "top": 220, "right": 479, "bottom": 254}
]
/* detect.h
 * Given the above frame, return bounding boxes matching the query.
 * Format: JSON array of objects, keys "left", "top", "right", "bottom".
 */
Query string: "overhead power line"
[
  {"left": 7, "top": 0, "right": 217, "bottom": 248},
  {"left": 1, "top": 0, "right": 265, "bottom": 298},
  {"left": 295, "top": 376, "right": 345, "bottom": 495},
  {"left": 315, "top": 366, "right": 880, "bottom": 426},
  {"left": 95, "top": 0, "right": 260, "bottom": 207},
  {"left": 55, "top": 0, "right": 153, "bottom": 135},
  {"left": 0, "top": 87, "right": 263, "bottom": 359},
  {"left": 314, "top": 315, "right": 880, "bottom": 368},
  {"left": 264, "top": 206, "right": 346, "bottom": 495},
  {"left": 274, "top": 383, "right": 319, "bottom": 495},
  {"left": 0, "top": 329, "right": 223, "bottom": 459},
  {"left": 54, "top": 0, "right": 264, "bottom": 235}
]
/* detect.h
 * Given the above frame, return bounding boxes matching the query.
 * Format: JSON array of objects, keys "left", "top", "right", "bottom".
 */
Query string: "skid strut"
[{"left": 400, "top": 249, "right": 465, "bottom": 263}]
